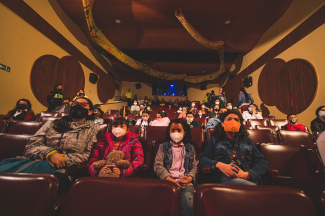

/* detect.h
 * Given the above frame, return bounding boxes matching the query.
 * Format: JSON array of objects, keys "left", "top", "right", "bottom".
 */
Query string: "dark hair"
[
  {"left": 64, "top": 98, "right": 70, "bottom": 102},
  {"left": 80, "top": 89, "right": 84, "bottom": 92},
  {"left": 287, "top": 114, "right": 296, "bottom": 119},
  {"left": 227, "top": 102, "right": 233, "bottom": 106},
  {"left": 94, "top": 104, "right": 101, "bottom": 109},
  {"left": 112, "top": 117, "right": 130, "bottom": 129},
  {"left": 53, "top": 97, "right": 94, "bottom": 133},
  {"left": 212, "top": 110, "right": 248, "bottom": 141},
  {"left": 13, "top": 98, "right": 32, "bottom": 111},
  {"left": 219, "top": 108, "right": 227, "bottom": 113},
  {"left": 157, "top": 111, "right": 167, "bottom": 118},
  {"left": 186, "top": 112, "right": 194, "bottom": 117},
  {"left": 240, "top": 88, "right": 250, "bottom": 103},
  {"left": 253, "top": 104, "right": 259, "bottom": 109},
  {"left": 54, "top": 84, "right": 62, "bottom": 91},
  {"left": 164, "top": 119, "right": 192, "bottom": 143},
  {"left": 316, "top": 106, "right": 325, "bottom": 117},
  {"left": 142, "top": 110, "right": 150, "bottom": 115}
]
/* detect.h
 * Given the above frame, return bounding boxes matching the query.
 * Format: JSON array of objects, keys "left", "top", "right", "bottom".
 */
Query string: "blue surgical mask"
[{"left": 248, "top": 108, "right": 253, "bottom": 112}]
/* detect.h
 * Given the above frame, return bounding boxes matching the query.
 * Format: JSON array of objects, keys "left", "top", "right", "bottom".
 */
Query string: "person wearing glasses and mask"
[
  {"left": 4, "top": 99, "right": 35, "bottom": 122},
  {"left": 200, "top": 110, "right": 269, "bottom": 185},
  {"left": 52, "top": 98, "right": 71, "bottom": 113},
  {"left": 284, "top": 114, "right": 307, "bottom": 132},
  {"left": 311, "top": 106, "right": 325, "bottom": 132},
  {"left": 242, "top": 104, "right": 263, "bottom": 121},
  {"left": 23, "top": 97, "right": 100, "bottom": 194}
]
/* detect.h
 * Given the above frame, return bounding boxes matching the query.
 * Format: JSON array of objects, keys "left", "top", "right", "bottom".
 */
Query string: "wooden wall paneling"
[
  {"left": 275, "top": 59, "right": 317, "bottom": 114},
  {"left": 30, "top": 55, "right": 66, "bottom": 106},
  {"left": 223, "top": 76, "right": 244, "bottom": 105},
  {"left": 97, "top": 74, "right": 116, "bottom": 103},
  {"left": 258, "top": 58, "right": 286, "bottom": 106},
  {"left": 60, "top": 56, "right": 85, "bottom": 101}
]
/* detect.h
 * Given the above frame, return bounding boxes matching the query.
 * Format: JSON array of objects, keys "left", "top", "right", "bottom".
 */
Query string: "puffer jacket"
[{"left": 24, "top": 120, "right": 100, "bottom": 173}]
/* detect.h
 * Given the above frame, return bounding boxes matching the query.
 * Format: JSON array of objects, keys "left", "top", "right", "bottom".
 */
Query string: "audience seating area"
[{"left": 0, "top": 108, "right": 325, "bottom": 215}]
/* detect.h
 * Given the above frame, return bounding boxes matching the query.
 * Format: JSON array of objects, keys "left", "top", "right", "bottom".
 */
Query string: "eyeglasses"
[{"left": 72, "top": 101, "right": 89, "bottom": 108}]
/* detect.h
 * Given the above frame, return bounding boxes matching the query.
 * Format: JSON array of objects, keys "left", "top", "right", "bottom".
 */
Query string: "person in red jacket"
[
  {"left": 285, "top": 114, "right": 307, "bottom": 131},
  {"left": 88, "top": 117, "right": 144, "bottom": 177},
  {"left": 4, "top": 99, "right": 35, "bottom": 121}
]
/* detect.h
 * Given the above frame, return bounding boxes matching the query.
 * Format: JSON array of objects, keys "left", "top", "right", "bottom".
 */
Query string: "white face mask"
[
  {"left": 179, "top": 108, "right": 182, "bottom": 110},
  {"left": 134, "top": 103, "right": 137, "bottom": 105},
  {"left": 199, "top": 113, "right": 202, "bottom": 116},
  {"left": 290, "top": 119, "right": 297, "bottom": 123},
  {"left": 215, "top": 102, "right": 219, "bottom": 105},
  {"left": 187, "top": 117, "right": 193, "bottom": 122},
  {"left": 170, "top": 132, "right": 184, "bottom": 143},
  {"left": 143, "top": 117, "right": 149, "bottom": 121},
  {"left": 227, "top": 106, "right": 232, "bottom": 109},
  {"left": 192, "top": 103, "right": 195, "bottom": 106},
  {"left": 202, "top": 106, "right": 205, "bottom": 109},
  {"left": 319, "top": 111, "right": 325, "bottom": 118},
  {"left": 112, "top": 127, "right": 126, "bottom": 138}
]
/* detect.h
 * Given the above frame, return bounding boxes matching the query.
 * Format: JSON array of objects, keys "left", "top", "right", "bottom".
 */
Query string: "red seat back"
[
  {"left": 194, "top": 118, "right": 207, "bottom": 127},
  {"left": 0, "top": 120, "right": 8, "bottom": 133},
  {"left": 0, "top": 134, "right": 33, "bottom": 160},
  {"left": 256, "top": 125, "right": 279, "bottom": 135},
  {"left": 39, "top": 116, "right": 61, "bottom": 124},
  {"left": 97, "top": 124, "right": 109, "bottom": 141},
  {"left": 247, "top": 119, "right": 269, "bottom": 127},
  {"left": 191, "top": 127, "right": 204, "bottom": 154},
  {"left": 244, "top": 125, "right": 253, "bottom": 130},
  {"left": 61, "top": 112, "right": 70, "bottom": 117},
  {"left": 40, "top": 112, "right": 59, "bottom": 118},
  {"left": 144, "top": 126, "right": 167, "bottom": 145},
  {"left": 110, "top": 110, "right": 120, "bottom": 116},
  {"left": 206, "top": 128, "right": 214, "bottom": 141},
  {"left": 7, "top": 121, "right": 42, "bottom": 134},
  {"left": 263, "top": 116, "right": 275, "bottom": 120},
  {"left": 247, "top": 130, "right": 275, "bottom": 145},
  {"left": 194, "top": 184, "right": 317, "bottom": 216},
  {"left": 269, "top": 119, "right": 288, "bottom": 128},
  {"left": 61, "top": 178, "right": 181, "bottom": 216},
  {"left": 0, "top": 173, "right": 59, "bottom": 216},
  {"left": 129, "top": 125, "right": 141, "bottom": 136},
  {"left": 313, "top": 131, "right": 322, "bottom": 141},
  {"left": 278, "top": 130, "right": 314, "bottom": 149},
  {"left": 259, "top": 144, "right": 317, "bottom": 178}
]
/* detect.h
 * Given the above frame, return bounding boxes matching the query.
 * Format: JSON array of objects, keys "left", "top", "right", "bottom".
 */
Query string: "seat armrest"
[
  {"left": 139, "top": 164, "right": 148, "bottom": 170},
  {"left": 200, "top": 166, "right": 211, "bottom": 173},
  {"left": 64, "top": 162, "right": 88, "bottom": 175},
  {"left": 268, "top": 169, "right": 279, "bottom": 176},
  {"left": 51, "top": 191, "right": 68, "bottom": 214}
]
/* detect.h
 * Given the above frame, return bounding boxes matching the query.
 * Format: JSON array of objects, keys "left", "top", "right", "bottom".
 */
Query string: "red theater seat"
[
  {"left": 263, "top": 116, "right": 275, "bottom": 120},
  {"left": 269, "top": 119, "right": 288, "bottom": 128},
  {"left": 129, "top": 125, "right": 141, "bottom": 136},
  {"left": 191, "top": 127, "right": 205, "bottom": 154},
  {"left": 144, "top": 126, "right": 167, "bottom": 145},
  {"left": 61, "top": 112, "right": 70, "bottom": 117},
  {"left": 39, "top": 111, "right": 59, "bottom": 118},
  {"left": 0, "top": 134, "right": 33, "bottom": 160},
  {"left": 247, "top": 130, "right": 275, "bottom": 145},
  {"left": 194, "top": 184, "right": 317, "bottom": 216},
  {"left": 97, "top": 124, "right": 109, "bottom": 141},
  {"left": 0, "top": 120, "right": 8, "bottom": 133},
  {"left": 256, "top": 125, "right": 279, "bottom": 135},
  {"left": 6, "top": 121, "right": 42, "bottom": 134},
  {"left": 278, "top": 130, "right": 314, "bottom": 149},
  {"left": 244, "top": 125, "right": 253, "bottom": 130},
  {"left": 247, "top": 119, "right": 269, "bottom": 127},
  {"left": 0, "top": 173, "right": 59, "bottom": 216},
  {"left": 194, "top": 118, "right": 207, "bottom": 127},
  {"left": 60, "top": 178, "right": 182, "bottom": 216},
  {"left": 313, "top": 131, "right": 322, "bottom": 141},
  {"left": 39, "top": 116, "right": 61, "bottom": 124}
]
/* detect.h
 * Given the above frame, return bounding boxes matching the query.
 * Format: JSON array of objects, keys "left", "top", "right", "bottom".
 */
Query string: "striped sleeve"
[
  {"left": 87, "top": 139, "right": 108, "bottom": 177},
  {"left": 121, "top": 137, "right": 144, "bottom": 177}
]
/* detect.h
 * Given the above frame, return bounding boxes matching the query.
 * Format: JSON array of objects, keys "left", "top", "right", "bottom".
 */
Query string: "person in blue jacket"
[
  {"left": 200, "top": 110, "right": 269, "bottom": 185},
  {"left": 237, "top": 88, "right": 254, "bottom": 111}
]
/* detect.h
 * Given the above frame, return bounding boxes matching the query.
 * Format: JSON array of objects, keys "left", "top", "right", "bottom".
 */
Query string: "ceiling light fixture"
[
  {"left": 115, "top": 19, "right": 121, "bottom": 24},
  {"left": 225, "top": 20, "right": 231, "bottom": 24}
]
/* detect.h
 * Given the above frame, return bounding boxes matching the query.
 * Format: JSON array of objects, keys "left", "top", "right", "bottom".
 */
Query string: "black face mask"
[
  {"left": 70, "top": 105, "right": 89, "bottom": 119},
  {"left": 63, "top": 102, "right": 69, "bottom": 106},
  {"left": 17, "top": 104, "right": 27, "bottom": 110}
]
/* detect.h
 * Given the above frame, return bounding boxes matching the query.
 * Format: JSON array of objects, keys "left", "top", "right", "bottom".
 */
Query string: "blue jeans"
[
  {"left": 181, "top": 185, "right": 194, "bottom": 216},
  {"left": 221, "top": 177, "right": 257, "bottom": 185}
]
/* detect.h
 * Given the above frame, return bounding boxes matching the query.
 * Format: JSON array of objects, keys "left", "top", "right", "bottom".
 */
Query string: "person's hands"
[
  {"left": 49, "top": 153, "right": 66, "bottom": 169},
  {"left": 99, "top": 165, "right": 111, "bottom": 173},
  {"left": 235, "top": 165, "right": 251, "bottom": 180},
  {"left": 106, "top": 165, "right": 121, "bottom": 176},
  {"left": 179, "top": 176, "right": 193, "bottom": 188},
  {"left": 8, "top": 117, "right": 14, "bottom": 123},
  {"left": 216, "top": 162, "right": 238, "bottom": 178},
  {"left": 48, "top": 161, "right": 55, "bottom": 167},
  {"left": 165, "top": 176, "right": 184, "bottom": 188}
]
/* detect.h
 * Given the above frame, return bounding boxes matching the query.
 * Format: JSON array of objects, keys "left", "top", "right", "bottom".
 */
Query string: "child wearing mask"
[
  {"left": 178, "top": 108, "right": 187, "bottom": 119},
  {"left": 136, "top": 110, "right": 150, "bottom": 128},
  {"left": 197, "top": 110, "right": 206, "bottom": 118},
  {"left": 285, "top": 114, "right": 307, "bottom": 132},
  {"left": 154, "top": 119, "right": 198, "bottom": 216},
  {"left": 186, "top": 112, "right": 201, "bottom": 128},
  {"left": 131, "top": 100, "right": 140, "bottom": 116},
  {"left": 93, "top": 108, "right": 104, "bottom": 124},
  {"left": 177, "top": 107, "right": 183, "bottom": 113},
  {"left": 88, "top": 117, "right": 144, "bottom": 177}
]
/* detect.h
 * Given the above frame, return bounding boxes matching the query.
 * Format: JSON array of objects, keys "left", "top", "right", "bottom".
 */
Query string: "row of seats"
[{"left": 0, "top": 173, "right": 322, "bottom": 216}]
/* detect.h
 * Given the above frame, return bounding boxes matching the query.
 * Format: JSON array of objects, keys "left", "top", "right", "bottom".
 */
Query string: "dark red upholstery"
[
  {"left": 144, "top": 126, "right": 167, "bottom": 145},
  {"left": 247, "top": 130, "right": 275, "bottom": 145},
  {"left": 247, "top": 119, "right": 269, "bottom": 127},
  {"left": 39, "top": 111, "right": 59, "bottom": 118},
  {"left": 39, "top": 116, "right": 61, "bottom": 124},
  {"left": 0, "top": 134, "right": 33, "bottom": 160},
  {"left": 129, "top": 125, "right": 141, "bottom": 136},
  {"left": 312, "top": 145, "right": 325, "bottom": 174},
  {"left": 191, "top": 127, "right": 204, "bottom": 154},
  {"left": 110, "top": 110, "right": 120, "bottom": 116},
  {"left": 61, "top": 112, "right": 70, "bottom": 117},
  {"left": 313, "top": 131, "right": 322, "bottom": 141},
  {"left": 60, "top": 177, "right": 182, "bottom": 216},
  {"left": 127, "top": 115, "right": 136, "bottom": 120},
  {"left": 0, "top": 120, "right": 8, "bottom": 133},
  {"left": 278, "top": 130, "right": 314, "bottom": 149},
  {"left": 269, "top": 119, "right": 288, "bottom": 128},
  {"left": 7, "top": 121, "right": 42, "bottom": 134},
  {"left": 256, "top": 125, "right": 279, "bottom": 135},
  {"left": 263, "top": 116, "right": 275, "bottom": 120},
  {"left": 244, "top": 125, "right": 253, "bottom": 130},
  {"left": 103, "top": 114, "right": 117, "bottom": 121},
  {"left": 194, "top": 184, "right": 317, "bottom": 216},
  {"left": 0, "top": 173, "right": 59, "bottom": 216},
  {"left": 321, "top": 191, "right": 325, "bottom": 214},
  {"left": 97, "top": 124, "right": 108, "bottom": 141},
  {"left": 206, "top": 128, "right": 214, "bottom": 142},
  {"left": 194, "top": 118, "right": 207, "bottom": 127},
  {"left": 258, "top": 144, "right": 316, "bottom": 178}
]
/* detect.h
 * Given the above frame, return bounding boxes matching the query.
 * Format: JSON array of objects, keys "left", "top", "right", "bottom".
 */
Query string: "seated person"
[
  {"left": 73, "top": 89, "right": 88, "bottom": 101},
  {"left": 130, "top": 100, "right": 140, "bottom": 114},
  {"left": 160, "top": 98, "right": 166, "bottom": 106},
  {"left": 139, "top": 104, "right": 146, "bottom": 116},
  {"left": 136, "top": 110, "right": 150, "bottom": 128},
  {"left": 197, "top": 110, "right": 206, "bottom": 118},
  {"left": 4, "top": 98, "right": 35, "bottom": 121},
  {"left": 200, "top": 110, "right": 269, "bottom": 185},
  {"left": 177, "top": 107, "right": 183, "bottom": 113},
  {"left": 201, "top": 100, "right": 207, "bottom": 106},
  {"left": 311, "top": 106, "right": 325, "bottom": 132},
  {"left": 178, "top": 107, "right": 187, "bottom": 119},
  {"left": 138, "top": 96, "right": 144, "bottom": 105},
  {"left": 242, "top": 104, "right": 263, "bottom": 121},
  {"left": 152, "top": 97, "right": 160, "bottom": 105},
  {"left": 253, "top": 104, "right": 260, "bottom": 112},
  {"left": 150, "top": 111, "right": 170, "bottom": 126},
  {"left": 88, "top": 117, "right": 144, "bottom": 178},
  {"left": 168, "top": 105, "right": 173, "bottom": 110},
  {"left": 226, "top": 103, "right": 233, "bottom": 110},
  {"left": 206, "top": 108, "right": 227, "bottom": 131},
  {"left": 214, "top": 98, "right": 225, "bottom": 109},
  {"left": 146, "top": 105, "right": 152, "bottom": 111},
  {"left": 209, "top": 108, "right": 217, "bottom": 118},
  {"left": 174, "top": 98, "right": 179, "bottom": 106},
  {"left": 52, "top": 98, "right": 71, "bottom": 113},
  {"left": 93, "top": 108, "right": 104, "bottom": 124},
  {"left": 168, "top": 99, "right": 173, "bottom": 105},
  {"left": 285, "top": 114, "right": 307, "bottom": 131},
  {"left": 186, "top": 112, "right": 201, "bottom": 128},
  {"left": 23, "top": 97, "right": 100, "bottom": 193},
  {"left": 154, "top": 119, "right": 198, "bottom": 216},
  {"left": 200, "top": 104, "right": 208, "bottom": 113}
]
